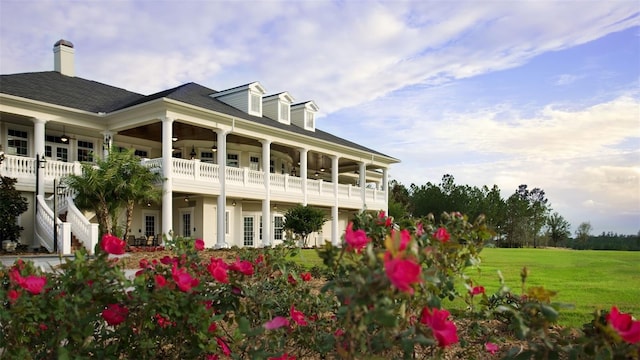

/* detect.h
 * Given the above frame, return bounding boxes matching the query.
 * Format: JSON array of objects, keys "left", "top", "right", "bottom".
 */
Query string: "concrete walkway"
[{"left": 1, "top": 254, "right": 137, "bottom": 278}]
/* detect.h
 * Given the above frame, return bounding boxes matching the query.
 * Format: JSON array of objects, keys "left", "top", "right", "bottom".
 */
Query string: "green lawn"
[{"left": 291, "top": 247, "right": 640, "bottom": 328}]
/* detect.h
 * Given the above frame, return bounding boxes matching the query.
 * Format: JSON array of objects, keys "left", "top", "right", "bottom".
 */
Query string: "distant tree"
[
  {"left": 575, "top": 222, "right": 593, "bottom": 243},
  {"left": 388, "top": 180, "right": 411, "bottom": 221},
  {"left": 0, "top": 176, "right": 29, "bottom": 242},
  {"left": 546, "top": 212, "right": 571, "bottom": 246},
  {"left": 503, "top": 185, "right": 549, "bottom": 247},
  {"left": 283, "top": 204, "right": 327, "bottom": 247}
]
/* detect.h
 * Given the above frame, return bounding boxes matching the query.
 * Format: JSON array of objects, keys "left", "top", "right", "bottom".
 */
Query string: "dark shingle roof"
[
  {"left": 0, "top": 71, "right": 144, "bottom": 113},
  {"left": 1, "top": 72, "right": 396, "bottom": 160}
]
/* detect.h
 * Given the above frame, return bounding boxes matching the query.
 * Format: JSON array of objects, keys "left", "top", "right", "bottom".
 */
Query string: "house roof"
[{"left": 0, "top": 71, "right": 397, "bottom": 160}]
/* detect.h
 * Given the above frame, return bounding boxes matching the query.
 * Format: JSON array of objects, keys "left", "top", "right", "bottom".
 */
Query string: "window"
[
  {"left": 280, "top": 103, "right": 289, "bottom": 121},
  {"left": 8, "top": 129, "right": 28, "bottom": 156},
  {"left": 250, "top": 93, "right": 261, "bottom": 113},
  {"left": 306, "top": 112, "right": 314, "bottom": 128},
  {"left": 270, "top": 160, "right": 275, "bottom": 173},
  {"left": 144, "top": 215, "right": 156, "bottom": 237},
  {"left": 259, "top": 216, "right": 263, "bottom": 240},
  {"left": 281, "top": 163, "right": 286, "bottom": 175},
  {"left": 56, "top": 147, "right": 69, "bottom": 162},
  {"left": 134, "top": 149, "right": 147, "bottom": 158},
  {"left": 249, "top": 156, "right": 260, "bottom": 171},
  {"left": 243, "top": 216, "right": 254, "bottom": 246},
  {"left": 227, "top": 154, "right": 239, "bottom": 168},
  {"left": 182, "top": 212, "right": 192, "bottom": 238},
  {"left": 200, "top": 151, "right": 215, "bottom": 163},
  {"left": 274, "top": 215, "right": 284, "bottom": 241},
  {"left": 78, "top": 140, "right": 95, "bottom": 162},
  {"left": 173, "top": 151, "right": 182, "bottom": 159}
]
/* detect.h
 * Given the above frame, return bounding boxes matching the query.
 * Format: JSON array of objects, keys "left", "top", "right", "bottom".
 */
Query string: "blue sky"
[{"left": 1, "top": 0, "right": 638, "bottom": 235}]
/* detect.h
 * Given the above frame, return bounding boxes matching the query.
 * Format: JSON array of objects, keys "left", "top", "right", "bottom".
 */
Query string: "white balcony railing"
[{"left": 3, "top": 155, "right": 386, "bottom": 208}]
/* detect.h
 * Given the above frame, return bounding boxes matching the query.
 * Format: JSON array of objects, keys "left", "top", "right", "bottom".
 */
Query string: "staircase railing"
[
  {"left": 64, "top": 196, "right": 99, "bottom": 255},
  {"left": 35, "top": 195, "right": 71, "bottom": 255}
]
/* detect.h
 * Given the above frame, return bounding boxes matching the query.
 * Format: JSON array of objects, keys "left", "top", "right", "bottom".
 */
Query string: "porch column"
[
  {"left": 261, "top": 139, "right": 272, "bottom": 247},
  {"left": 299, "top": 148, "right": 308, "bottom": 206},
  {"left": 216, "top": 129, "right": 229, "bottom": 248},
  {"left": 32, "top": 118, "right": 46, "bottom": 197},
  {"left": 331, "top": 155, "right": 340, "bottom": 246},
  {"left": 382, "top": 167, "right": 389, "bottom": 214},
  {"left": 101, "top": 131, "right": 114, "bottom": 159},
  {"left": 161, "top": 117, "right": 174, "bottom": 241},
  {"left": 359, "top": 161, "right": 366, "bottom": 211}
]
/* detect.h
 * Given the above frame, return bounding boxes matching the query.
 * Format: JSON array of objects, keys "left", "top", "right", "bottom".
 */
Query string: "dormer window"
[
  {"left": 250, "top": 93, "right": 261, "bottom": 114},
  {"left": 210, "top": 81, "right": 266, "bottom": 117},
  {"left": 280, "top": 103, "right": 290, "bottom": 122},
  {"left": 305, "top": 111, "right": 314, "bottom": 128}
]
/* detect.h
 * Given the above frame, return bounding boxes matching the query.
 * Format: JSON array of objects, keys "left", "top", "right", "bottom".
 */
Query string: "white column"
[
  {"left": 382, "top": 167, "right": 389, "bottom": 214},
  {"left": 331, "top": 155, "right": 340, "bottom": 246},
  {"left": 101, "top": 131, "right": 114, "bottom": 159},
  {"left": 161, "top": 118, "right": 174, "bottom": 241},
  {"left": 300, "top": 148, "right": 308, "bottom": 206},
  {"left": 359, "top": 161, "right": 366, "bottom": 211},
  {"left": 33, "top": 118, "right": 46, "bottom": 196},
  {"left": 261, "top": 139, "right": 272, "bottom": 247},
  {"left": 216, "top": 129, "right": 229, "bottom": 248}
]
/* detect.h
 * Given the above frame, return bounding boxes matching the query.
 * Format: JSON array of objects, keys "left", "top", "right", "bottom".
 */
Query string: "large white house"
[{"left": 0, "top": 40, "right": 399, "bottom": 254}]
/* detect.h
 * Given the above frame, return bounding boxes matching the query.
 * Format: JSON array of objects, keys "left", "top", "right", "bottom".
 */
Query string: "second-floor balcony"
[{"left": 2, "top": 155, "right": 387, "bottom": 210}]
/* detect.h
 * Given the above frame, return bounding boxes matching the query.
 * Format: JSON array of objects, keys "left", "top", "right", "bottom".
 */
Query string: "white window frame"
[
  {"left": 179, "top": 208, "right": 194, "bottom": 238},
  {"left": 273, "top": 215, "right": 284, "bottom": 241},
  {"left": 227, "top": 153, "right": 239, "bottom": 168},
  {"left": 250, "top": 93, "right": 261, "bottom": 114},
  {"left": 142, "top": 211, "right": 160, "bottom": 238},
  {"left": 305, "top": 111, "right": 315, "bottom": 129},
  {"left": 7, "top": 127, "right": 29, "bottom": 157},
  {"left": 249, "top": 154, "right": 260, "bottom": 171},
  {"left": 280, "top": 102, "right": 289, "bottom": 122}
]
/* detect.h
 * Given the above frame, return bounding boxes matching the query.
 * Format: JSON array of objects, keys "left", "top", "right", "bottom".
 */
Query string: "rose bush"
[{"left": 1, "top": 211, "right": 638, "bottom": 359}]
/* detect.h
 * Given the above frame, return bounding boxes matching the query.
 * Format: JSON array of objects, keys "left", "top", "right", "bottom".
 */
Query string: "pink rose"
[
  {"left": 264, "top": 316, "right": 290, "bottom": 330},
  {"left": 384, "top": 252, "right": 422, "bottom": 294},
  {"left": 344, "top": 222, "right": 370, "bottom": 252},
  {"left": 7, "top": 289, "right": 20, "bottom": 303},
  {"left": 100, "top": 234, "right": 126, "bottom": 255},
  {"left": 485, "top": 342, "right": 499, "bottom": 354},
  {"left": 607, "top": 306, "right": 640, "bottom": 344},
  {"left": 420, "top": 307, "right": 459, "bottom": 347},
  {"left": 433, "top": 227, "right": 450, "bottom": 243},
  {"left": 194, "top": 238, "right": 205, "bottom": 251},
  {"left": 154, "top": 274, "right": 167, "bottom": 288},
  {"left": 216, "top": 337, "right": 231, "bottom": 356},
  {"left": 20, "top": 275, "right": 47, "bottom": 295},
  {"left": 102, "top": 303, "right": 128, "bottom": 326},
  {"left": 391, "top": 229, "right": 411, "bottom": 251},
  {"left": 415, "top": 222, "right": 425, "bottom": 237}
]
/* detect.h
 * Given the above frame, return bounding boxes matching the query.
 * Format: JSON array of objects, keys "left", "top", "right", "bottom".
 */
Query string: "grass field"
[{"left": 291, "top": 247, "right": 640, "bottom": 328}]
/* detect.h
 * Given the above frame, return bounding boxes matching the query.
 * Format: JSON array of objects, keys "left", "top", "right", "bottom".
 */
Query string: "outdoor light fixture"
[
  {"left": 273, "top": 204, "right": 278, "bottom": 210},
  {"left": 231, "top": 200, "right": 236, "bottom": 206},
  {"left": 211, "top": 141, "right": 217, "bottom": 152},
  {"left": 290, "top": 167, "right": 296, "bottom": 176},
  {"left": 172, "top": 136, "right": 178, "bottom": 142},
  {"left": 60, "top": 126, "right": 69, "bottom": 143},
  {"left": 320, "top": 155, "right": 325, "bottom": 172},
  {"left": 0, "top": 145, "right": 5, "bottom": 164},
  {"left": 190, "top": 146, "right": 196, "bottom": 160},
  {"left": 184, "top": 195, "right": 189, "bottom": 202}
]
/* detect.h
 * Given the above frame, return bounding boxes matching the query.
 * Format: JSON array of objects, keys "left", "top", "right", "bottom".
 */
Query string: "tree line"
[{"left": 388, "top": 174, "right": 638, "bottom": 250}]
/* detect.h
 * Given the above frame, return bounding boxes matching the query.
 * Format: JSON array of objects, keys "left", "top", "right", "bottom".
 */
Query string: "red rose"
[
  {"left": 171, "top": 265, "right": 199, "bottom": 292},
  {"left": 155, "top": 274, "right": 167, "bottom": 288},
  {"left": 420, "top": 307, "right": 459, "bottom": 347},
  {"left": 470, "top": 286, "right": 485, "bottom": 296},
  {"left": 290, "top": 305, "right": 308, "bottom": 326},
  {"left": 229, "top": 258, "right": 254, "bottom": 275},
  {"left": 607, "top": 306, "right": 640, "bottom": 344},
  {"left": 100, "top": 234, "right": 126, "bottom": 255},
  {"left": 7, "top": 289, "right": 20, "bottom": 303},
  {"left": 216, "top": 337, "right": 231, "bottom": 356},
  {"left": 300, "top": 272, "right": 312, "bottom": 282},
  {"left": 194, "top": 238, "right": 205, "bottom": 251},
  {"left": 207, "top": 258, "right": 229, "bottom": 283},
  {"left": 102, "top": 303, "right": 128, "bottom": 326},
  {"left": 433, "top": 227, "right": 450, "bottom": 243}
]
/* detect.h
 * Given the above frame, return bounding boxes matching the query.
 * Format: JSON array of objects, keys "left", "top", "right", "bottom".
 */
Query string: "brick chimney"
[{"left": 53, "top": 39, "right": 75, "bottom": 77}]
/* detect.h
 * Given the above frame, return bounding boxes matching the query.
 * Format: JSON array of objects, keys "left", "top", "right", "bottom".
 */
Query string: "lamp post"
[{"left": 53, "top": 178, "right": 66, "bottom": 253}]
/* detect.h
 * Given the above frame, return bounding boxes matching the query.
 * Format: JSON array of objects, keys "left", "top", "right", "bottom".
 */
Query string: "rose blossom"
[
  {"left": 102, "top": 303, "right": 129, "bottom": 326},
  {"left": 433, "top": 227, "right": 450, "bottom": 243},
  {"left": 384, "top": 252, "right": 422, "bottom": 294},
  {"left": 229, "top": 258, "right": 254, "bottom": 276},
  {"left": 194, "top": 238, "right": 205, "bottom": 251},
  {"left": 264, "top": 316, "right": 290, "bottom": 330},
  {"left": 171, "top": 265, "right": 199, "bottom": 292},
  {"left": 290, "top": 305, "right": 308, "bottom": 326},
  {"left": 7, "top": 289, "right": 20, "bottom": 303},
  {"left": 607, "top": 306, "right": 640, "bottom": 344},
  {"left": 216, "top": 337, "right": 231, "bottom": 356},
  {"left": 485, "top": 342, "right": 499, "bottom": 354},
  {"left": 155, "top": 274, "right": 167, "bottom": 288},
  {"left": 20, "top": 275, "right": 47, "bottom": 295},
  {"left": 300, "top": 272, "right": 312, "bottom": 282},
  {"left": 470, "top": 286, "right": 485, "bottom": 296},
  {"left": 208, "top": 257, "right": 229, "bottom": 283},
  {"left": 344, "top": 222, "right": 370, "bottom": 252},
  {"left": 420, "top": 307, "right": 459, "bottom": 347},
  {"left": 391, "top": 229, "right": 411, "bottom": 251},
  {"left": 100, "top": 234, "right": 126, "bottom": 255}
]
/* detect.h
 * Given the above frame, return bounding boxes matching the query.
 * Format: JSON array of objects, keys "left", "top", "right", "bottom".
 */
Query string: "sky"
[{"left": 1, "top": 0, "right": 639, "bottom": 235}]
